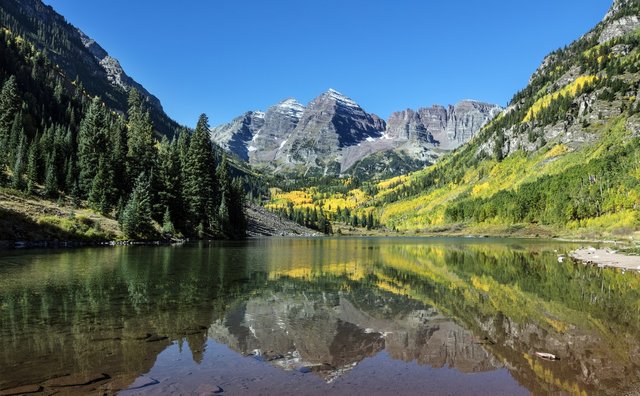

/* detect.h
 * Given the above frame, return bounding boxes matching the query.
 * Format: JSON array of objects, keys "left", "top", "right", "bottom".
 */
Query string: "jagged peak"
[
  {"left": 270, "top": 98, "right": 304, "bottom": 118},
  {"left": 276, "top": 97, "right": 304, "bottom": 110},
  {"left": 321, "top": 88, "right": 360, "bottom": 108}
]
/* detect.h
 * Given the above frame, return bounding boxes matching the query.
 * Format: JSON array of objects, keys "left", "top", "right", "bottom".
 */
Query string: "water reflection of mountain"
[
  {"left": 207, "top": 285, "right": 501, "bottom": 381},
  {"left": 0, "top": 239, "right": 639, "bottom": 395}
]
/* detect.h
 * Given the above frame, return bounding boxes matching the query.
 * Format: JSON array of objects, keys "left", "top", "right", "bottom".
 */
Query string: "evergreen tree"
[
  {"left": 7, "top": 112, "right": 23, "bottom": 166},
  {"left": 120, "top": 172, "right": 153, "bottom": 238},
  {"left": 228, "top": 178, "right": 247, "bottom": 238},
  {"left": 184, "top": 114, "right": 216, "bottom": 232},
  {"left": 215, "top": 154, "right": 233, "bottom": 234},
  {"left": 44, "top": 153, "right": 59, "bottom": 198},
  {"left": 88, "top": 158, "right": 113, "bottom": 215},
  {"left": 217, "top": 191, "right": 230, "bottom": 235},
  {"left": 26, "top": 139, "right": 39, "bottom": 193},
  {"left": 161, "top": 206, "right": 176, "bottom": 238},
  {"left": 126, "top": 89, "right": 155, "bottom": 181},
  {"left": 110, "top": 117, "right": 129, "bottom": 195},
  {"left": 78, "top": 97, "right": 108, "bottom": 195},
  {"left": 0, "top": 76, "right": 20, "bottom": 154},
  {"left": 11, "top": 134, "right": 26, "bottom": 190},
  {"left": 156, "top": 136, "right": 181, "bottom": 223},
  {"left": 64, "top": 157, "right": 77, "bottom": 193},
  {"left": 494, "top": 130, "right": 505, "bottom": 162}
]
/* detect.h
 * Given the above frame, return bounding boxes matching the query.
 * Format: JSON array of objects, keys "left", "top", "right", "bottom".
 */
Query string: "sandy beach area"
[{"left": 570, "top": 247, "right": 640, "bottom": 271}]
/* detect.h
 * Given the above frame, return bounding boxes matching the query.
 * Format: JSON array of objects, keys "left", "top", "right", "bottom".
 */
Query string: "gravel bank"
[{"left": 570, "top": 247, "right": 640, "bottom": 271}]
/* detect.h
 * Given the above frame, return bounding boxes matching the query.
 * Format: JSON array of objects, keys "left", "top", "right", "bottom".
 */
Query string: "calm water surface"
[{"left": 1, "top": 237, "right": 639, "bottom": 395}]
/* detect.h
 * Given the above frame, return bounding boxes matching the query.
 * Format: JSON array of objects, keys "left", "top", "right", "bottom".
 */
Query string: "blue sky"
[{"left": 45, "top": 0, "right": 611, "bottom": 127}]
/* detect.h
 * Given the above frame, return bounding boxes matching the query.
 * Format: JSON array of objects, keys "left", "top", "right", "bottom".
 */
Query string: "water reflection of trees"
[
  {"left": 0, "top": 240, "right": 639, "bottom": 395},
  {"left": 0, "top": 246, "right": 260, "bottom": 390},
  {"left": 371, "top": 243, "right": 640, "bottom": 396}
]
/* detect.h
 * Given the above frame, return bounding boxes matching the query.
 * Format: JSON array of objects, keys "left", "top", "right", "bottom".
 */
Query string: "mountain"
[
  {"left": 362, "top": 0, "right": 640, "bottom": 237},
  {"left": 211, "top": 89, "right": 501, "bottom": 178},
  {"left": 0, "top": 0, "right": 256, "bottom": 241},
  {"left": 0, "top": 0, "right": 180, "bottom": 137},
  {"left": 266, "top": 0, "right": 640, "bottom": 240}
]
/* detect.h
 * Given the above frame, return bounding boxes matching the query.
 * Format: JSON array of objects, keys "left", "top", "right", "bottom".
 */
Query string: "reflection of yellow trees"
[
  {"left": 375, "top": 273, "right": 411, "bottom": 296},
  {"left": 269, "top": 260, "right": 367, "bottom": 282},
  {"left": 470, "top": 275, "right": 569, "bottom": 333},
  {"left": 373, "top": 243, "right": 640, "bottom": 339},
  {"left": 523, "top": 353, "right": 588, "bottom": 396},
  {"left": 262, "top": 238, "right": 376, "bottom": 279}
]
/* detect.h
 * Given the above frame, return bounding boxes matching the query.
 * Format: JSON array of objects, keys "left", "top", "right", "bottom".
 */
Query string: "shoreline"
[{"left": 570, "top": 247, "right": 640, "bottom": 271}]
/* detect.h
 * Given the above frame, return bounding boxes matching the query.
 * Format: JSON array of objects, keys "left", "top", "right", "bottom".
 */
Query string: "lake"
[{"left": 1, "top": 237, "right": 639, "bottom": 395}]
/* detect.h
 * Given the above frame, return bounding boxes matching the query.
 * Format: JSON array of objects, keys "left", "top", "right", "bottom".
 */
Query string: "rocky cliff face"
[
  {"left": 211, "top": 89, "right": 501, "bottom": 178},
  {"left": 482, "top": 0, "right": 640, "bottom": 161},
  {"left": 0, "top": 0, "right": 179, "bottom": 136},
  {"left": 207, "top": 290, "right": 501, "bottom": 382},
  {"left": 76, "top": 29, "right": 164, "bottom": 111},
  {"left": 386, "top": 101, "right": 503, "bottom": 150}
]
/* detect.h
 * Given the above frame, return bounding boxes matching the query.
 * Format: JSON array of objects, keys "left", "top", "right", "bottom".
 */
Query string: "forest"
[{"left": 0, "top": 28, "right": 246, "bottom": 240}]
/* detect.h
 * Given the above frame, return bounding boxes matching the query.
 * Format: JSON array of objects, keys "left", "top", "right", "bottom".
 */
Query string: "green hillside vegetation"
[
  {"left": 266, "top": 22, "right": 640, "bottom": 240},
  {"left": 364, "top": 26, "right": 640, "bottom": 239},
  {"left": 0, "top": 0, "right": 179, "bottom": 137},
  {"left": 0, "top": 27, "right": 247, "bottom": 241}
]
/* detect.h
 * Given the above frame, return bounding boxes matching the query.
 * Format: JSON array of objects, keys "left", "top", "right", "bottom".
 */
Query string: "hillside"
[
  {"left": 266, "top": 0, "right": 640, "bottom": 241},
  {"left": 0, "top": 9, "right": 251, "bottom": 242},
  {"left": 0, "top": 0, "right": 180, "bottom": 137}
]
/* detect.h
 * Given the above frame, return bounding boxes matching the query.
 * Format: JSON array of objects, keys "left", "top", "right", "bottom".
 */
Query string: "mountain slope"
[
  {"left": 366, "top": 0, "right": 640, "bottom": 238},
  {"left": 265, "top": 0, "right": 640, "bottom": 240},
  {"left": 211, "top": 90, "right": 501, "bottom": 178},
  {"left": 0, "top": 0, "right": 180, "bottom": 137}
]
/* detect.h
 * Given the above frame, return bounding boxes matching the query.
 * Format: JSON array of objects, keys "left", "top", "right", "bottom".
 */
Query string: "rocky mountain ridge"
[
  {"left": 211, "top": 89, "right": 501, "bottom": 178},
  {"left": 340, "top": 0, "right": 640, "bottom": 238},
  {"left": 0, "top": 0, "right": 180, "bottom": 136}
]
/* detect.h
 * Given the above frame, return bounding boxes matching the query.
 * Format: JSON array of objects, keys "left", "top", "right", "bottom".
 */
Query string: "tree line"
[{"left": 0, "top": 28, "right": 246, "bottom": 239}]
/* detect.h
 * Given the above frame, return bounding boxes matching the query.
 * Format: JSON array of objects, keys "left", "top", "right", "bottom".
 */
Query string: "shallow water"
[{"left": 0, "top": 237, "right": 639, "bottom": 395}]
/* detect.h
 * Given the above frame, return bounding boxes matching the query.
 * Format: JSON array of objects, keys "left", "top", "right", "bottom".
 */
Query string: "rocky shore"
[{"left": 570, "top": 247, "right": 640, "bottom": 271}]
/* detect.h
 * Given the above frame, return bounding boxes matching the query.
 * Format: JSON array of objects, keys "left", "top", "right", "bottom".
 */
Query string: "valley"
[
  {"left": 1, "top": 1, "right": 640, "bottom": 395},
  {"left": 0, "top": 0, "right": 639, "bottom": 245}
]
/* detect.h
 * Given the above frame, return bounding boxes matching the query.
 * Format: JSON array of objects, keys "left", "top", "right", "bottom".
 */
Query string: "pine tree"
[
  {"left": 78, "top": 97, "right": 108, "bottom": 195},
  {"left": 11, "top": 134, "right": 26, "bottom": 190},
  {"left": 494, "top": 130, "right": 505, "bottom": 162},
  {"left": 8, "top": 112, "right": 22, "bottom": 165},
  {"left": 228, "top": 178, "right": 247, "bottom": 238},
  {"left": 367, "top": 212, "right": 374, "bottom": 230},
  {"left": 215, "top": 154, "right": 233, "bottom": 234},
  {"left": 0, "top": 76, "right": 20, "bottom": 154},
  {"left": 161, "top": 206, "right": 176, "bottom": 238},
  {"left": 184, "top": 114, "right": 216, "bottom": 232},
  {"left": 64, "top": 157, "right": 77, "bottom": 193},
  {"left": 44, "top": 153, "right": 58, "bottom": 198},
  {"left": 88, "top": 158, "right": 114, "bottom": 215},
  {"left": 120, "top": 172, "right": 153, "bottom": 239},
  {"left": 111, "top": 117, "right": 129, "bottom": 196},
  {"left": 126, "top": 89, "right": 155, "bottom": 182},
  {"left": 217, "top": 191, "right": 230, "bottom": 235},
  {"left": 26, "top": 139, "right": 39, "bottom": 194},
  {"left": 156, "top": 136, "right": 181, "bottom": 223}
]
